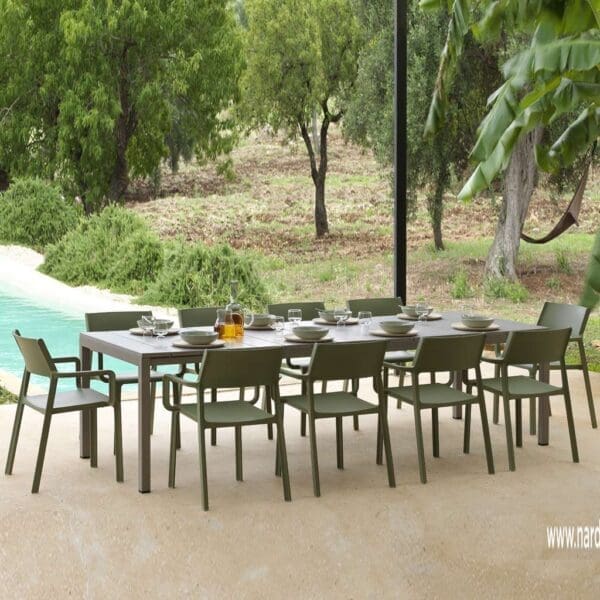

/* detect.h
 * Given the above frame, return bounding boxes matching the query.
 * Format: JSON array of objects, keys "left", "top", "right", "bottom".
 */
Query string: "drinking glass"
[
  {"left": 153, "top": 319, "right": 171, "bottom": 344},
  {"left": 288, "top": 309, "right": 302, "bottom": 327},
  {"left": 273, "top": 316, "right": 285, "bottom": 339},
  {"left": 334, "top": 307, "right": 349, "bottom": 328},
  {"left": 358, "top": 310, "right": 372, "bottom": 333},
  {"left": 415, "top": 302, "right": 429, "bottom": 324},
  {"left": 243, "top": 309, "right": 254, "bottom": 329}
]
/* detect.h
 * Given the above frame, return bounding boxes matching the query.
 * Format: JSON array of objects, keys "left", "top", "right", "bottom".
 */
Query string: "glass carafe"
[
  {"left": 225, "top": 280, "right": 244, "bottom": 338},
  {"left": 215, "top": 309, "right": 236, "bottom": 340}
]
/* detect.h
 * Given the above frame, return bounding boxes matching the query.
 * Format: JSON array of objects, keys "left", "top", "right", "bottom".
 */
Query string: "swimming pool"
[{"left": 0, "top": 287, "right": 137, "bottom": 391}]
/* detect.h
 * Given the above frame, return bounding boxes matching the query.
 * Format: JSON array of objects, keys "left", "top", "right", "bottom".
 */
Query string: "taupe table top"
[{"left": 79, "top": 311, "right": 544, "bottom": 493}]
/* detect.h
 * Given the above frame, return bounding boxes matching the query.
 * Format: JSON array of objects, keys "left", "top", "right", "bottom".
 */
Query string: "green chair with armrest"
[
  {"left": 5, "top": 330, "right": 123, "bottom": 492},
  {"left": 162, "top": 347, "right": 290, "bottom": 511}
]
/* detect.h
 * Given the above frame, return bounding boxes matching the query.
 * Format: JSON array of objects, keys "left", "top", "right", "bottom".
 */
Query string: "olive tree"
[{"left": 242, "top": 0, "right": 363, "bottom": 237}]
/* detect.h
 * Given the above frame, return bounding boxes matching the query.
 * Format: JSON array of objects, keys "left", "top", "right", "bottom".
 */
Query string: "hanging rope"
[{"left": 521, "top": 143, "right": 596, "bottom": 244}]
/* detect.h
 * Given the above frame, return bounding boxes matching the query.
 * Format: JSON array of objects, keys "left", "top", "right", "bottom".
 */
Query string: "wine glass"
[
  {"left": 357, "top": 310, "right": 372, "bottom": 333},
  {"left": 273, "top": 316, "right": 285, "bottom": 339},
  {"left": 153, "top": 319, "right": 171, "bottom": 344},
  {"left": 243, "top": 309, "right": 254, "bottom": 329},
  {"left": 334, "top": 307, "right": 349, "bottom": 328},
  {"left": 415, "top": 302, "right": 429, "bottom": 324},
  {"left": 288, "top": 309, "right": 302, "bottom": 328}
]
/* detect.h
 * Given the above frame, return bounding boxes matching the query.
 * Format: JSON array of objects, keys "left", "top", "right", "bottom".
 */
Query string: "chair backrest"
[
  {"left": 268, "top": 301, "right": 325, "bottom": 321},
  {"left": 412, "top": 334, "right": 485, "bottom": 373},
  {"left": 198, "top": 347, "right": 283, "bottom": 389},
  {"left": 307, "top": 341, "right": 387, "bottom": 381},
  {"left": 502, "top": 328, "right": 571, "bottom": 365},
  {"left": 85, "top": 311, "right": 152, "bottom": 332},
  {"left": 537, "top": 302, "right": 590, "bottom": 339},
  {"left": 178, "top": 307, "right": 219, "bottom": 328},
  {"left": 346, "top": 297, "right": 403, "bottom": 317},
  {"left": 13, "top": 330, "right": 55, "bottom": 377}
]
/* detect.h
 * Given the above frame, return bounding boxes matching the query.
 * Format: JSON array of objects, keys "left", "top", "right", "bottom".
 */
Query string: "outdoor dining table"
[{"left": 79, "top": 311, "right": 546, "bottom": 493}]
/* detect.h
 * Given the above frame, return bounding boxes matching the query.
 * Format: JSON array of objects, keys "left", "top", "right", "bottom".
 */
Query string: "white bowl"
[
  {"left": 179, "top": 328, "right": 218, "bottom": 345},
  {"left": 317, "top": 309, "right": 351, "bottom": 323},
  {"left": 292, "top": 325, "right": 328, "bottom": 341},
  {"left": 461, "top": 315, "right": 494, "bottom": 329},
  {"left": 400, "top": 305, "right": 432, "bottom": 318},
  {"left": 250, "top": 313, "right": 274, "bottom": 327},
  {"left": 379, "top": 319, "right": 414, "bottom": 334}
]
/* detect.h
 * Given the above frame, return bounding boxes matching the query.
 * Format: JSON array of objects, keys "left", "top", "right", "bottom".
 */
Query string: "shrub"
[
  {"left": 41, "top": 206, "right": 163, "bottom": 294},
  {"left": 554, "top": 246, "right": 573, "bottom": 275},
  {"left": 484, "top": 277, "right": 529, "bottom": 302},
  {"left": 450, "top": 269, "right": 474, "bottom": 299},
  {"left": 0, "top": 386, "right": 16, "bottom": 404},
  {"left": 0, "top": 178, "right": 80, "bottom": 250},
  {"left": 140, "top": 239, "right": 269, "bottom": 309}
]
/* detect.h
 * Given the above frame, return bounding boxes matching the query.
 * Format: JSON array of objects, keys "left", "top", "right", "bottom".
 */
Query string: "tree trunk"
[
  {"left": 314, "top": 175, "right": 329, "bottom": 237},
  {"left": 427, "top": 163, "right": 448, "bottom": 251},
  {"left": 485, "top": 128, "right": 543, "bottom": 279},
  {"left": 0, "top": 167, "right": 9, "bottom": 191}
]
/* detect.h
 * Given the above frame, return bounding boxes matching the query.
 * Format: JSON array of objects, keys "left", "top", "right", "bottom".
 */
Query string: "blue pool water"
[{"left": 0, "top": 287, "right": 134, "bottom": 391}]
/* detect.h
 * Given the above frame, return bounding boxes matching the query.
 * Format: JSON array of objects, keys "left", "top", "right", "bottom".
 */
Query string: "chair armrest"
[
  {"left": 163, "top": 373, "right": 200, "bottom": 389},
  {"left": 382, "top": 362, "right": 413, "bottom": 374},
  {"left": 280, "top": 367, "right": 306, "bottom": 380},
  {"left": 53, "top": 356, "right": 82, "bottom": 369},
  {"left": 481, "top": 356, "right": 504, "bottom": 365},
  {"left": 53, "top": 369, "right": 118, "bottom": 402}
]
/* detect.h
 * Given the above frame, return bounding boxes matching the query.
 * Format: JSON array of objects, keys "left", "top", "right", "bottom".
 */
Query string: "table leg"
[
  {"left": 79, "top": 345, "right": 92, "bottom": 458},
  {"left": 138, "top": 358, "right": 152, "bottom": 493},
  {"left": 538, "top": 362, "right": 550, "bottom": 446},
  {"left": 452, "top": 370, "right": 463, "bottom": 419}
]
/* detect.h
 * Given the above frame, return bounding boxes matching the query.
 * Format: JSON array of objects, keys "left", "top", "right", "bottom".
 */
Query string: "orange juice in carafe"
[
  {"left": 226, "top": 280, "right": 244, "bottom": 337},
  {"left": 215, "top": 309, "right": 236, "bottom": 339}
]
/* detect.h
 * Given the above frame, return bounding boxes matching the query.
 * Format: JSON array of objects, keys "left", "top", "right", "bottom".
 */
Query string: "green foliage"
[
  {"left": 484, "top": 277, "right": 529, "bottom": 302},
  {"left": 41, "top": 206, "right": 163, "bottom": 294},
  {"left": 581, "top": 229, "right": 600, "bottom": 308},
  {"left": 546, "top": 275, "right": 561, "bottom": 291},
  {"left": 449, "top": 269, "right": 474, "bottom": 299},
  {"left": 0, "top": 1, "right": 242, "bottom": 208},
  {"left": 0, "top": 178, "right": 80, "bottom": 250},
  {"left": 424, "top": 0, "right": 600, "bottom": 200},
  {"left": 140, "top": 240, "right": 269, "bottom": 309},
  {"left": 554, "top": 245, "right": 573, "bottom": 275},
  {"left": 0, "top": 386, "right": 17, "bottom": 404}
]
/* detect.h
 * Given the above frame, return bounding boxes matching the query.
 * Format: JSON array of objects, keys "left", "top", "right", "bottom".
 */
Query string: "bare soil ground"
[{"left": 127, "top": 127, "right": 599, "bottom": 367}]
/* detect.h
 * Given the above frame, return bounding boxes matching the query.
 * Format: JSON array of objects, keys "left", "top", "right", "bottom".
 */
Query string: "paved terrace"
[{"left": 1, "top": 369, "right": 599, "bottom": 598}]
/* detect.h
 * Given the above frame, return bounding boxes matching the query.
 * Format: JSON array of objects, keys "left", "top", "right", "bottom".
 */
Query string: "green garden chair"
[
  {"left": 281, "top": 340, "right": 395, "bottom": 497},
  {"left": 5, "top": 331, "right": 123, "bottom": 493},
  {"left": 86, "top": 311, "right": 164, "bottom": 442},
  {"left": 384, "top": 334, "right": 494, "bottom": 484},
  {"left": 268, "top": 301, "right": 326, "bottom": 437},
  {"left": 347, "top": 296, "right": 414, "bottom": 410},
  {"left": 177, "top": 306, "right": 266, "bottom": 445},
  {"left": 479, "top": 327, "right": 578, "bottom": 471},
  {"left": 162, "top": 347, "right": 290, "bottom": 511},
  {"left": 491, "top": 302, "right": 596, "bottom": 433}
]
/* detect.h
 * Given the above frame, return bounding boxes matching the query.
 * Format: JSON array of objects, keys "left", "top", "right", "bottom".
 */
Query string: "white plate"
[
  {"left": 172, "top": 340, "right": 226, "bottom": 349},
  {"left": 244, "top": 324, "right": 275, "bottom": 331},
  {"left": 451, "top": 322, "right": 499, "bottom": 332},
  {"left": 312, "top": 317, "right": 359, "bottom": 326},
  {"left": 396, "top": 312, "right": 443, "bottom": 321},
  {"left": 129, "top": 327, "right": 179, "bottom": 336},
  {"left": 370, "top": 328, "right": 418, "bottom": 338},
  {"left": 284, "top": 334, "right": 333, "bottom": 343}
]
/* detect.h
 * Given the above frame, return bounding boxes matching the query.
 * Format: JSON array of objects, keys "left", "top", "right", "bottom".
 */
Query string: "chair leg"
[
  {"left": 197, "top": 423, "right": 209, "bottom": 511},
  {"left": 210, "top": 389, "right": 217, "bottom": 446},
  {"left": 563, "top": 388, "right": 579, "bottom": 463},
  {"left": 515, "top": 399, "right": 523, "bottom": 447},
  {"left": 353, "top": 415, "right": 359, "bottom": 431},
  {"left": 114, "top": 386, "right": 122, "bottom": 455},
  {"left": 263, "top": 388, "right": 273, "bottom": 440},
  {"left": 300, "top": 378, "right": 307, "bottom": 437},
  {"left": 168, "top": 411, "right": 178, "bottom": 488},
  {"left": 31, "top": 411, "right": 53, "bottom": 494},
  {"left": 235, "top": 426, "right": 243, "bottom": 481},
  {"left": 492, "top": 364, "right": 500, "bottom": 424},
  {"left": 149, "top": 381, "right": 156, "bottom": 435},
  {"left": 463, "top": 404, "right": 471, "bottom": 454},
  {"left": 432, "top": 407, "right": 440, "bottom": 457},
  {"left": 529, "top": 397, "right": 536, "bottom": 435},
  {"left": 380, "top": 406, "right": 396, "bottom": 488},
  {"left": 90, "top": 408, "right": 98, "bottom": 468},
  {"left": 308, "top": 415, "right": 321, "bottom": 497},
  {"left": 397, "top": 369, "right": 404, "bottom": 409},
  {"left": 275, "top": 405, "right": 291, "bottom": 501},
  {"left": 114, "top": 403, "right": 124, "bottom": 483},
  {"left": 336, "top": 416, "right": 344, "bottom": 470},
  {"left": 502, "top": 397, "right": 516, "bottom": 471},
  {"left": 580, "top": 340, "right": 597, "bottom": 429},
  {"left": 342, "top": 379, "right": 349, "bottom": 393},
  {"left": 413, "top": 405, "right": 427, "bottom": 484},
  {"left": 352, "top": 379, "right": 359, "bottom": 431},
  {"left": 5, "top": 400, "right": 25, "bottom": 475},
  {"left": 479, "top": 400, "right": 495, "bottom": 474}
]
